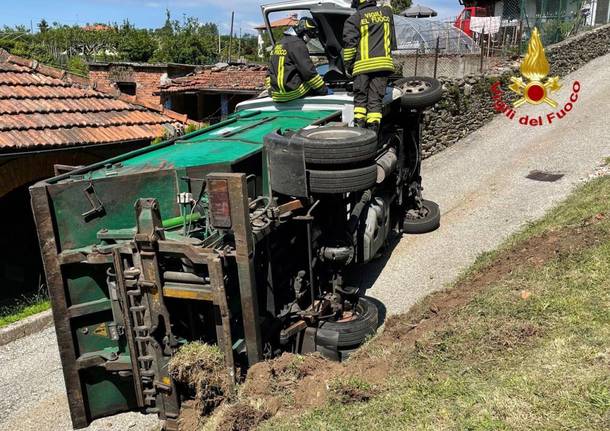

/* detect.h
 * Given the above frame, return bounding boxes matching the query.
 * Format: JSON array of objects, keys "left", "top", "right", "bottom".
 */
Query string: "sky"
[{"left": 0, "top": 0, "right": 463, "bottom": 34}]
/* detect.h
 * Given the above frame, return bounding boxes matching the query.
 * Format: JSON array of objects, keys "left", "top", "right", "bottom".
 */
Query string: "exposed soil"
[
  {"left": 180, "top": 217, "right": 606, "bottom": 429},
  {"left": 216, "top": 403, "right": 272, "bottom": 431},
  {"left": 377, "top": 219, "right": 604, "bottom": 353}
]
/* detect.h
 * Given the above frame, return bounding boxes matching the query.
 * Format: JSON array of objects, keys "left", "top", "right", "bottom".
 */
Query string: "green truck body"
[{"left": 30, "top": 108, "right": 336, "bottom": 427}]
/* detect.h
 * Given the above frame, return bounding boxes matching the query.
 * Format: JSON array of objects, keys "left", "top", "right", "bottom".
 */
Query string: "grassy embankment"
[
  {"left": 258, "top": 176, "right": 610, "bottom": 430},
  {"left": 0, "top": 296, "right": 50, "bottom": 329}
]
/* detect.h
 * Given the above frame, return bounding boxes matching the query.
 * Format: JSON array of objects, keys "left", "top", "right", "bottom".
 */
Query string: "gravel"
[{"left": 0, "top": 326, "right": 159, "bottom": 431}]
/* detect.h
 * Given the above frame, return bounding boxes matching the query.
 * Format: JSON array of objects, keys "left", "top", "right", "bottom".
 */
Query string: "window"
[{"left": 117, "top": 82, "right": 136, "bottom": 96}]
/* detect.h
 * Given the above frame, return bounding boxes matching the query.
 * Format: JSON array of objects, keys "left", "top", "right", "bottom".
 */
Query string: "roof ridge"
[{"left": 0, "top": 105, "right": 141, "bottom": 115}]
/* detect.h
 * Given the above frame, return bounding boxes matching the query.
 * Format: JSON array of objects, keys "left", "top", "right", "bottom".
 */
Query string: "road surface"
[
  {"left": 366, "top": 52, "right": 610, "bottom": 315},
  {"left": 1, "top": 53, "right": 609, "bottom": 431}
]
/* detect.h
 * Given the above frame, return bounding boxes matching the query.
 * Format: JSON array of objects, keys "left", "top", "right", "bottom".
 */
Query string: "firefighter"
[
  {"left": 266, "top": 17, "right": 330, "bottom": 103},
  {"left": 343, "top": 0, "right": 397, "bottom": 131}
]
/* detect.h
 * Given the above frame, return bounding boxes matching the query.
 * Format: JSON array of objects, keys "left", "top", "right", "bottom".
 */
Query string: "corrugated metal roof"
[{"left": 0, "top": 49, "right": 187, "bottom": 152}]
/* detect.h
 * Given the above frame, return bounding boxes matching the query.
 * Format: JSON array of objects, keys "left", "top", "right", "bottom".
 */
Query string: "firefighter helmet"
[
  {"left": 352, "top": 0, "right": 370, "bottom": 9},
  {"left": 294, "top": 17, "right": 319, "bottom": 40}
]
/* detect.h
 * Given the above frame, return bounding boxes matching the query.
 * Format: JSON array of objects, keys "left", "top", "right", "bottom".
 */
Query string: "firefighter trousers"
[{"left": 353, "top": 71, "right": 390, "bottom": 125}]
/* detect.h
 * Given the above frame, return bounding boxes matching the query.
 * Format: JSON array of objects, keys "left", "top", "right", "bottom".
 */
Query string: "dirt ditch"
[{"left": 175, "top": 215, "right": 607, "bottom": 430}]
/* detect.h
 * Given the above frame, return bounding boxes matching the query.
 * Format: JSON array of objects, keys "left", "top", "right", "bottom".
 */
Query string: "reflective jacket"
[
  {"left": 267, "top": 35, "right": 327, "bottom": 103},
  {"left": 343, "top": 2, "right": 397, "bottom": 76}
]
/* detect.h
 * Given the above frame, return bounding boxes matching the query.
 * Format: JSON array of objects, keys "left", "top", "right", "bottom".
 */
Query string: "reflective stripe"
[
  {"left": 360, "top": 23, "right": 369, "bottom": 61},
  {"left": 343, "top": 47, "right": 356, "bottom": 61},
  {"left": 353, "top": 57, "right": 395, "bottom": 75},
  {"left": 264, "top": 77, "right": 271, "bottom": 88},
  {"left": 366, "top": 112, "right": 382, "bottom": 123},
  {"left": 307, "top": 74, "right": 325, "bottom": 89},
  {"left": 271, "top": 83, "right": 310, "bottom": 102},
  {"left": 384, "top": 22, "right": 391, "bottom": 57},
  {"left": 354, "top": 106, "right": 367, "bottom": 119},
  {"left": 277, "top": 56, "right": 286, "bottom": 93}
]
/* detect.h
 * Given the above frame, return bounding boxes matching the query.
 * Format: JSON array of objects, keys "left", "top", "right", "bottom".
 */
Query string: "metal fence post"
[
  {"left": 480, "top": 26, "right": 485, "bottom": 73},
  {"left": 433, "top": 36, "right": 440, "bottom": 78},
  {"left": 414, "top": 48, "right": 419, "bottom": 75},
  {"left": 517, "top": 19, "right": 523, "bottom": 55}
]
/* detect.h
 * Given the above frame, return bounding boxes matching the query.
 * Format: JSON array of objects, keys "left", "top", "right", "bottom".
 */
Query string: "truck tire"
[
  {"left": 296, "top": 126, "right": 379, "bottom": 165},
  {"left": 315, "top": 345, "right": 358, "bottom": 362},
  {"left": 308, "top": 165, "right": 377, "bottom": 194},
  {"left": 403, "top": 199, "right": 441, "bottom": 234},
  {"left": 397, "top": 76, "right": 443, "bottom": 110},
  {"left": 316, "top": 297, "right": 378, "bottom": 351}
]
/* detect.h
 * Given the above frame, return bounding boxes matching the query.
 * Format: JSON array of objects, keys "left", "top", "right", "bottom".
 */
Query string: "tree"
[
  {"left": 38, "top": 19, "right": 49, "bottom": 33},
  {"left": 391, "top": 0, "right": 412, "bottom": 13},
  {"left": 152, "top": 15, "right": 219, "bottom": 65},
  {"left": 118, "top": 23, "right": 156, "bottom": 62}
]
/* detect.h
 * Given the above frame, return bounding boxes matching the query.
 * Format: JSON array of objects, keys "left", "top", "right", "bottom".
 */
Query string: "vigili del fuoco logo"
[{"left": 491, "top": 28, "right": 581, "bottom": 127}]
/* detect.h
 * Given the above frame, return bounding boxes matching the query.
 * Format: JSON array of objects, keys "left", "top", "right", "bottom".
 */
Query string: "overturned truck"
[{"left": 31, "top": 1, "right": 444, "bottom": 429}]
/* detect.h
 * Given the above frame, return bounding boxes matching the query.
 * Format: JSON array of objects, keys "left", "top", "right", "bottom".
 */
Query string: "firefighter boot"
[
  {"left": 354, "top": 118, "right": 367, "bottom": 128},
  {"left": 367, "top": 121, "right": 380, "bottom": 134}
]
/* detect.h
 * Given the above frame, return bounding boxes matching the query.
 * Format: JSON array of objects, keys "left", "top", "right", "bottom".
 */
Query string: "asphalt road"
[
  {"left": 365, "top": 52, "right": 610, "bottom": 315},
  {"left": 1, "top": 53, "right": 609, "bottom": 431}
]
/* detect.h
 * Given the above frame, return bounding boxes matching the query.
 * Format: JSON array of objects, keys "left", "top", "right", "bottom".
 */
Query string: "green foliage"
[
  {"left": 118, "top": 22, "right": 156, "bottom": 62},
  {"left": 67, "top": 56, "right": 88, "bottom": 75},
  {"left": 391, "top": 0, "right": 412, "bottom": 13},
  {"left": 152, "top": 11, "right": 220, "bottom": 65},
  {"left": 0, "top": 10, "right": 263, "bottom": 71},
  {"left": 0, "top": 290, "right": 50, "bottom": 328}
]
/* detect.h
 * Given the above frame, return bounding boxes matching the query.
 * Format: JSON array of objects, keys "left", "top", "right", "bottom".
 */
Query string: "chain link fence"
[{"left": 395, "top": 0, "right": 609, "bottom": 79}]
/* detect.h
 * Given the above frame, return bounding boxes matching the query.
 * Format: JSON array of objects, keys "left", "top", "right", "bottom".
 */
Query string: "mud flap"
[{"left": 265, "top": 132, "right": 308, "bottom": 197}]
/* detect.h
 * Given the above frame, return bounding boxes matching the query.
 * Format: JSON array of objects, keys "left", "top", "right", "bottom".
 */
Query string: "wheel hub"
[{"left": 403, "top": 80, "right": 432, "bottom": 94}]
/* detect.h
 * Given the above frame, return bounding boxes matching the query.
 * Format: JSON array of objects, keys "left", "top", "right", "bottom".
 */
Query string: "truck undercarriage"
[{"left": 30, "top": 1, "right": 445, "bottom": 429}]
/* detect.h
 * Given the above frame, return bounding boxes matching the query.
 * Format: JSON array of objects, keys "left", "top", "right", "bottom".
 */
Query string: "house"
[
  {"left": 0, "top": 49, "right": 188, "bottom": 304},
  {"left": 158, "top": 63, "right": 268, "bottom": 123},
  {"left": 459, "top": 0, "right": 580, "bottom": 20},
  {"left": 89, "top": 62, "right": 198, "bottom": 107}
]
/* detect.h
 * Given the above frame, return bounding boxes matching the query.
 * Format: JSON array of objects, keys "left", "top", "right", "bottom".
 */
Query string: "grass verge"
[
  {"left": 256, "top": 176, "right": 610, "bottom": 430},
  {"left": 0, "top": 296, "right": 50, "bottom": 329}
]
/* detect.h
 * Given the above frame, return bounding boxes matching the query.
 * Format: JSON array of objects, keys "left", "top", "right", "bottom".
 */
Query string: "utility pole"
[
  {"left": 238, "top": 27, "right": 242, "bottom": 62},
  {"left": 228, "top": 11, "right": 235, "bottom": 64}
]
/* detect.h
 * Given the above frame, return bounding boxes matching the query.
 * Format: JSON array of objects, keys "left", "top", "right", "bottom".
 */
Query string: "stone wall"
[{"left": 419, "top": 23, "right": 610, "bottom": 158}]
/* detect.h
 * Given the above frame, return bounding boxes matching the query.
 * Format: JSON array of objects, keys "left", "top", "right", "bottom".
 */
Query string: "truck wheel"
[
  {"left": 308, "top": 165, "right": 377, "bottom": 194},
  {"left": 397, "top": 76, "right": 443, "bottom": 110},
  {"left": 296, "top": 126, "right": 379, "bottom": 165},
  {"left": 315, "top": 345, "right": 358, "bottom": 362},
  {"left": 316, "top": 297, "right": 378, "bottom": 352},
  {"left": 403, "top": 199, "right": 441, "bottom": 234}
]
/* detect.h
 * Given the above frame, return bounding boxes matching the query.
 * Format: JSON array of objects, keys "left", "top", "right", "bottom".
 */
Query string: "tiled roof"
[
  {"left": 158, "top": 64, "right": 267, "bottom": 94},
  {"left": 0, "top": 49, "right": 188, "bottom": 152},
  {"left": 254, "top": 14, "right": 299, "bottom": 30}
]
